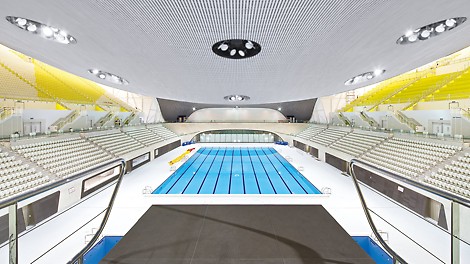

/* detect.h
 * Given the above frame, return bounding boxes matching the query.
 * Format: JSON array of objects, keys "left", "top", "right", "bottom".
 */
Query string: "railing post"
[
  {"left": 451, "top": 202, "right": 460, "bottom": 264},
  {"left": 9, "top": 203, "right": 18, "bottom": 264}
]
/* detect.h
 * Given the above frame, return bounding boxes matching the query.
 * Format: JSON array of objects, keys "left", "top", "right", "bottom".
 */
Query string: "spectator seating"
[
  {"left": 88, "top": 131, "right": 145, "bottom": 156},
  {"left": 296, "top": 126, "right": 325, "bottom": 140},
  {"left": 147, "top": 125, "right": 178, "bottom": 140},
  {"left": 12, "top": 137, "right": 112, "bottom": 178},
  {"left": 362, "top": 137, "right": 460, "bottom": 179},
  {"left": 0, "top": 147, "right": 49, "bottom": 199},
  {"left": 125, "top": 127, "right": 164, "bottom": 146},
  {"left": 425, "top": 152, "right": 470, "bottom": 198},
  {"left": 330, "top": 132, "right": 388, "bottom": 157},
  {"left": 309, "top": 129, "right": 349, "bottom": 146}
]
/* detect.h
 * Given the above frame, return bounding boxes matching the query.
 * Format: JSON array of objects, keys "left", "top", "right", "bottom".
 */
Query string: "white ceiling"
[{"left": 1, "top": 0, "right": 470, "bottom": 104}]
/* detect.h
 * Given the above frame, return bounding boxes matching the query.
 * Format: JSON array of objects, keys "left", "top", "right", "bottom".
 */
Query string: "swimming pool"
[{"left": 153, "top": 147, "right": 321, "bottom": 194}]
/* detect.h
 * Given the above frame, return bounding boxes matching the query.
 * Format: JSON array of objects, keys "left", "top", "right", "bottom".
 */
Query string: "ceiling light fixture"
[
  {"left": 397, "top": 17, "right": 466, "bottom": 45},
  {"left": 212, "top": 39, "right": 261, "bottom": 59},
  {"left": 88, "top": 69, "right": 129, "bottom": 85},
  {"left": 224, "top": 95, "right": 250, "bottom": 102},
  {"left": 345, "top": 69, "right": 385, "bottom": 86},
  {"left": 6, "top": 16, "right": 77, "bottom": 44}
]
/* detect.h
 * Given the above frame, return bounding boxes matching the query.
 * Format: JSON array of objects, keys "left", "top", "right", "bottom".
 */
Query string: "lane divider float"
[{"left": 169, "top": 148, "right": 195, "bottom": 165}]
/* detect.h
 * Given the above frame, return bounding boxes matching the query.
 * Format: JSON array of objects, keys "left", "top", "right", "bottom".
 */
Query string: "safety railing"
[
  {"left": 1, "top": 158, "right": 126, "bottom": 264},
  {"left": 349, "top": 158, "right": 470, "bottom": 264}
]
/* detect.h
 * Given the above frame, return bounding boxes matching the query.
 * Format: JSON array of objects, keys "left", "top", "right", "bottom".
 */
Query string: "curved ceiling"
[
  {"left": 1, "top": 0, "right": 470, "bottom": 104},
  {"left": 157, "top": 98, "right": 316, "bottom": 122}
]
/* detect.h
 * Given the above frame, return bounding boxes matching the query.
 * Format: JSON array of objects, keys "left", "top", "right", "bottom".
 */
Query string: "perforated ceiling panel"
[{"left": 1, "top": 0, "right": 470, "bottom": 104}]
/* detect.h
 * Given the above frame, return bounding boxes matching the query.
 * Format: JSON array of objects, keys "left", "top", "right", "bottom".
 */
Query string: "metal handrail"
[
  {"left": 348, "top": 160, "right": 408, "bottom": 264},
  {"left": 349, "top": 158, "right": 470, "bottom": 263},
  {"left": 350, "top": 159, "right": 470, "bottom": 208},
  {"left": 0, "top": 158, "right": 125, "bottom": 209},
  {"left": 0, "top": 158, "right": 126, "bottom": 264},
  {"left": 68, "top": 158, "right": 126, "bottom": 264}
]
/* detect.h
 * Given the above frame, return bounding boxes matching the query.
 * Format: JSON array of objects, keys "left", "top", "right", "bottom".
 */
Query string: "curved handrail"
[
  {"left": 0, "top": 158, "right": 125, "bottom": 264},
  {"left": 349, "top": 160, "right": 407, "bottom": 264},
  {"left": 0, "top": 158, "right": 125, "bottom": 209},
  {"left": 68, "top": 158, "right": 126, "bottom": 264},
  {"left": 350, "top": 159, "right": 470, "bottom": 208}
]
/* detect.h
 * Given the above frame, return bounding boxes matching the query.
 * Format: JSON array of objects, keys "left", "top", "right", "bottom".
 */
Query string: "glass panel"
[
  {"left": 457, "top": 203, "right": 470, "bottom": 262},
  {"left": 242, "top": 134, "right": 249, "bottom": 142},
  {"left": 354, "top": 165, "right": 453, "bottom": 263}
]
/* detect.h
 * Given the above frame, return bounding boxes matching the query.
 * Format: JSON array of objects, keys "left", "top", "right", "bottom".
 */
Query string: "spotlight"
[
  {"left": 435, "top": 24, "right": 445, "bottom": 33},
  {"left": 397, "top": 17, "right": 466, "bottom": 45},
  {"left": 192, "top": 107, "right": 196, "bottom": 111},
  {"left": 27, "top": 24, "right": 37, "bottom": 32},
  {"left": 224, "top": 95, "right": 250, "bottom": 101},
  {"left": 6, "top": 16, "right": 77, "bottom": 44},
  {"left": 42, "top": 26, "right": 53, "bottom": 37},
  {"left": 420, "top": 30, "right": 431, "bottom": 38},
  {"left": 278, "top": 107, "right": 282, "bottom": 111},
  {"left": 218, "top": 43, "right": 228, "bottom": 51},
  {"left": 446, "top": 19, "right": 456, "bottom": 27},
  {"left": 89, "top": 69, "right": 129, "bottom": 84},
  {"left": 408, "top": 34, "right": 418, "bottom": 42},
  {"left": 16, "top": 18, "right": 26, "bottom": 26},
  {"left": 212, "top": 39, "right": 261, "bottom": 59},
  {"left": 345, "top": 69, "right": 386, "bottom": 86}
]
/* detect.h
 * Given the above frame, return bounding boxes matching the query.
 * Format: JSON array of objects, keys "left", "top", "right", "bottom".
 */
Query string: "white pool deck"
[{"left": 0, "top": 143, "right": 468, "bottom": 263}]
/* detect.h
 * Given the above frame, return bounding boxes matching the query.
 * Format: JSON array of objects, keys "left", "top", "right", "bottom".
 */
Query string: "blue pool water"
[{"left": 153, "top": 147, "right": 321, "bottom": 194}]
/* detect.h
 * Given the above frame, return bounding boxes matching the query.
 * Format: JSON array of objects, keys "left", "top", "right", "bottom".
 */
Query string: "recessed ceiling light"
[
  {"left": 212, "top": 39, "right": 261, "bottom": 59},
  {"left": 445, "top": 18, "right": 456, "bottom": 27},
  {"left": 42, "top": 26, "right": 53, "bottom": 37},
  {"left": 224, "top": 95, "right": 250, "bottom": 102},
  {"left": 435, "top": 24, "right": 445, "bottom": 33},
  {"left": 218, "top": 43, "right": 229, "bottom": 51},
  {"left": 408, "top": 34, "right": 418, "bottom": 42},
  {"left": 345, "top": 70, "right": 385, "bottom": 86},
  {"left": 27, "top": 24, "right": 37, "bottom": 32},
  {"left": 6, "top": 16, "right": 77, "bottom": 44},
  {"left": 373, "top": 69, "right": 383, "bottom": 76},
  {"left": 88, "top": 69, "right": 129, "bottom": 85},
  {"left": 397, "top": 17, "right": 466, "bottom": 45}
]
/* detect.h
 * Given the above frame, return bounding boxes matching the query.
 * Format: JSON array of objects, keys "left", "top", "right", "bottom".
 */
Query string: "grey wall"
[{"left": 157, "top": 98, "right": 317, "bottom": 122}]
